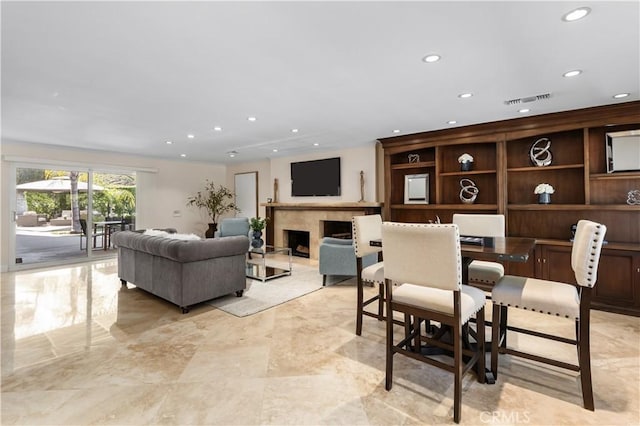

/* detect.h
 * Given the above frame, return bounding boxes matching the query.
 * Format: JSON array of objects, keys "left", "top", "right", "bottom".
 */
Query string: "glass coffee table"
[{"left": 246, "top": 245, "right": 292, "bottom": 282}]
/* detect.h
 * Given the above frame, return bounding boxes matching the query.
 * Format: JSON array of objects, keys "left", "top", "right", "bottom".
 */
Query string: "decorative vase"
[
  {"left": 205, "top": 223, "right": 217, "bottom": 239},
  {"left": 251, "top": 230, "right": 264, "bottom": 248},
  {"left": 538, "top": 193, "right": 551, "bottom": 204},
  {"left": 460, "top": 161, "right": 472, "bottom": 172}
]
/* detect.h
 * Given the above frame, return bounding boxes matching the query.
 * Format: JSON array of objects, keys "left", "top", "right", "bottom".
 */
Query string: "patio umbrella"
[{"left": 16, "top": 177, "right": 104, "bottom": 192}]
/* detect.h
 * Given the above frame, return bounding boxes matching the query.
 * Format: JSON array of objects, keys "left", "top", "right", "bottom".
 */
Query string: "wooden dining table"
[{"left": 370, "top": 236, "right": 535, "bottom": 281}]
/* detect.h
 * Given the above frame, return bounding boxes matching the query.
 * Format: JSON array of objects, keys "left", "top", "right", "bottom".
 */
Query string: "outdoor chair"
[{"left": 80, "top": 218, "right": 104, "bottom": 250}]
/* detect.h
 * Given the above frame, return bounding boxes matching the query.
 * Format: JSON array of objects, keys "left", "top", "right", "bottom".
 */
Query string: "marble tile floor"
[{"left": 1, "top": 258, "right": 639, "bottom": 425}]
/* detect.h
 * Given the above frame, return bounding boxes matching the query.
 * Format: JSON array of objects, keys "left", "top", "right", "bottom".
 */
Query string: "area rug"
[{"left": 208, "top": 264, "right": 323, "bottom": 317}]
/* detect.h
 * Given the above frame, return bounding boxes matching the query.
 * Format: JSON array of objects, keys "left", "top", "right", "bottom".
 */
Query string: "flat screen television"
[{"left": 291, "top": 157, "right": 341, "bottom": 196}]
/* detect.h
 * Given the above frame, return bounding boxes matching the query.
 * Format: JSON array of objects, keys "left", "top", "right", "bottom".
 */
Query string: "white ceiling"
[{"left": 2, "top": 1, "right": 639, "bottom": 164}]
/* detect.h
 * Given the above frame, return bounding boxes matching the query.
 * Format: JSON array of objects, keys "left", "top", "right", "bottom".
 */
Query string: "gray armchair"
[
  {"left": 214, "top": 217, "right": 251, "bottom": 238},
  {"left": 319, "top": 237, "right": 376, "bottom": 286}
]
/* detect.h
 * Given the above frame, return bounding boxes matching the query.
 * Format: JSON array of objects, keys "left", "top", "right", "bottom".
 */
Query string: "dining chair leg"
[
  {"left": 385, "top": 279, "right": 394, "bottom": 391},
  {"left": 356, "top": 257, "right": 364, "bottom": 336},
  {"left": 453, "top": 320, "right": 462, "bottom": 424},
  {"left": 579, "top": 304, "right": 595, "bottom": 410},
  {"left": 378, "top": 283, "right": 384, "bottom": 320},
  {"left": 499, "top": 305, "right": 508, "bottom": 348},
  {"left": 411, "top": 315, "right": 422, "bottom": 352},
  {"left": 453, "top": 292, "right": 462, "bottom": 424},
  {"left": 477, "top": 308, "right": 486, "bottom": 384},
  {"left": 491, "top": 303, "right": 501, "bottom": 379}
]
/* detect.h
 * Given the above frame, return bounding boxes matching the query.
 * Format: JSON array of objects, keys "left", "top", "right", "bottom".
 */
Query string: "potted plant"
[
  {"left": 186, "top": 180, "right": 239, "bottom": 237},
  {"left": 534, "top": 183, "right": 555, "bottom": 204},
  {"left": 249, "top": 216, "right": 268, "bottom": 248},
  {"left": 458, "top": 153, "right": 474, "bottom": 171}
]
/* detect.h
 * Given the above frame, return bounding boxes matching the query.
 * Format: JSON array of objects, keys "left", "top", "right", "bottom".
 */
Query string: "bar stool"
[
  {"left": 352, "top": 214, "right": 385, "bottom": 336},
  {"left": 491, "top": 219, "right": 607, "bottom": 410},
  {"left": 453, "top": 213, "right": 505, "bottom": 290},
  {"left": 382, "top": 222, "right": 486, "bottom": 424}
]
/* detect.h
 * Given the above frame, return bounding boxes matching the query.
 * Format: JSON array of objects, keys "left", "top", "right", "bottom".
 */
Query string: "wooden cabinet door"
[
  {"left": 505, "top": 246, "right": 537, "bottom": 278},
  {"left": 537, "top": 245, "right": 638, "bottom": 313},
  {"left": 539, "top": 245, "right": 575, "bottom": 283},
  {"left": 592, "top": 250, "right": 638, "bottom": 311}
]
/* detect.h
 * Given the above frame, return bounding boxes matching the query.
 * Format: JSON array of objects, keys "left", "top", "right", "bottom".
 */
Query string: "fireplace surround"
[{"left": 263, "top": 202, "right": 382, "bottom": 260}]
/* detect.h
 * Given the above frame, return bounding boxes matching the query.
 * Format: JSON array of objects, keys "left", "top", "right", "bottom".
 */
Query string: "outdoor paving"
[{"left": 16, "top": 226, "right": 116, "bottom": 265}]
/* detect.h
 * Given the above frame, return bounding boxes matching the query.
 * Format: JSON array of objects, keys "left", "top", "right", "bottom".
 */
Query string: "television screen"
[{"left": 291, "top": 157, "right": 341, "bottom": 196}]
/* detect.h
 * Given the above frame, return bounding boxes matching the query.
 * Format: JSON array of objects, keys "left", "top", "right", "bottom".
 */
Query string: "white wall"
[
  {"left": 269, "top": 144, "right": 378, "bottom": 204},
  {"left": 0, "top": 141, "right": 225, "bottom": 270},
  {"left": 1, "top": 140, "right": 380, "bottom": 270}
]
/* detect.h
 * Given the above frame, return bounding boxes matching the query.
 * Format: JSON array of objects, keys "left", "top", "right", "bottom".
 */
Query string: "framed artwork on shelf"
[{"left": 404, "top": 173, "right": 429, "bottom": 204}]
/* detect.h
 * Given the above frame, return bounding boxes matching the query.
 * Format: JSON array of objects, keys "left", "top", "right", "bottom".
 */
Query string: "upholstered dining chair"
[
  {"left": 382, "top": 222, "right": 486, "bottom": 424},
  {"left": 453, "top": 213, "right": 505, "bottom": 290},
  {"left": 490, "top": 219, "right": 607, "bottom": 411},
  {"left": 352, "top": 214, "right": 386, "bottom": 336}
]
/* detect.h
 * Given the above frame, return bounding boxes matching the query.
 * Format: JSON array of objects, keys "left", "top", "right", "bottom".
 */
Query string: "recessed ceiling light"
[
  {"left": 313, "top": 143, "right": 319, "bottom": 146},
  {"left": 613, "top": 93, "right": 630, "bottom": 99},
  {"left": 519, "top": 108, "right": 530, "bottom": 113},
  {"left": 392, "top": 129, "right": 401, "bottom": 134},
  {"left": 291, "top": 128, "right": 299, "bottom": 133},
  {"left": 187, "top": 134, "right": 195, "bottom": 139},
  {"left": 563, "top": 70, "right": 582, "bottom": 77},
  {"left": 248, "top": 117, "right": 257, "bottom": 122},
  {"left": 229, "top": 153, "right": 236, "bottom": 158},
  {"left": 165, "top": 140, "right": 173, "bottom": 145},
  {"left": 423, "top": 54, "right": 441, "bottom": 63},
  {"left": 180, "top": 154, "right": 187, "bottom": 158},
  {"left": 213, "top": 126, "right": 222, "bottom": 131},
  {"left": 562, "top": 7, "right": 591, "bottom": 22},
  {"left": 458, "top": 93, "right": 473, "bottom": 99},
  {"left": 272, "top": 148, "right": 278, "bottom": 152},
  {"left": 447, "top": 120, "right": 457, "bottom": 125}
]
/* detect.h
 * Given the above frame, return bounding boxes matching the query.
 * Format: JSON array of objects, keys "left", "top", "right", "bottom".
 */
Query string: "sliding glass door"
[
  {"left": 13, "top": 166, "right": 136, "bottom": 268},
  {"left": 15, "top": 167, "right": 90, "bottom": 265}
]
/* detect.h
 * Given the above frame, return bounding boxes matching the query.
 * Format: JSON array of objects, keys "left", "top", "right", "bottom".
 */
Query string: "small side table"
[{"left": 246, "top": 245, "right": 292, "bottom": 282}]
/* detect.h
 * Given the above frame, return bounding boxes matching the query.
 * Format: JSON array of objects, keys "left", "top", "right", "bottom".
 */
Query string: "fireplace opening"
[
  {"left": 285, "top": 230, "right": 310, "bottom": 258},
  {"left": 322, "top": 220, "right": 352, "bottom": 239}
]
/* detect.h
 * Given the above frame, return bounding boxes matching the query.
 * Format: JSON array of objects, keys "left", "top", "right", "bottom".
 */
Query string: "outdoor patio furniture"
[
  {"left": 16, "top": 212, "right": 47, "bottom": 227},
  {"left": 79, "top": 219, "right": 104, "bottom": 249},
  {"left": 50, "top": 218, "right": 72, "bottom": 226}
]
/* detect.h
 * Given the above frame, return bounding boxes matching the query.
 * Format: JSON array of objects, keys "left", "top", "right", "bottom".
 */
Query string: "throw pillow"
[
  {"left": 143, "top": 229, "right": 169, "bottom": 237},
  {"left": 164, "top": 233, "right": 202, "bottom": 241}
]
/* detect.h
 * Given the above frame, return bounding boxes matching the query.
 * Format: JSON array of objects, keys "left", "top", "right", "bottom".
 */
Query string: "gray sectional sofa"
[{"left": 112, "top": 230, "right": 249, "bottom": 313}]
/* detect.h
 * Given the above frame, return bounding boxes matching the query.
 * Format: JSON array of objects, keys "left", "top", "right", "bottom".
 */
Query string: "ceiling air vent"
[{"left": 504, "top": 93, "right": 552, "bottom": 106}]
